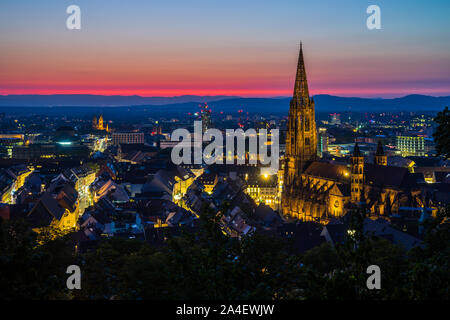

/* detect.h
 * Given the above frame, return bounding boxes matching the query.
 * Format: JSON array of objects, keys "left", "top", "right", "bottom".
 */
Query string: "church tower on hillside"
[
  {"left": 375, "top": 140, "right": 387, "bottom": 166},
  {"left": 283, "top": 43, "right": 317, "bottom": 188}
]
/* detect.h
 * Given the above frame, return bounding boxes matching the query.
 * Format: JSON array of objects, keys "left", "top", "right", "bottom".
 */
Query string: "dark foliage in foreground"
[
  {"left": 0, "top": 204, "right": 448, "bottom": 300},
  {"left": 433, "top": 106, "right": 450, "bottom": 159}
]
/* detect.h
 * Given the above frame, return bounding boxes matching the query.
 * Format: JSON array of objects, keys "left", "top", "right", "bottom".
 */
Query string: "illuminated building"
[
  {"left": 0, "top": 134, "right": 25, "bottom": 139},
  {"left": 197, "top": 173, "right": 218, "bottom": 194},
  {"left": 28, "top": 187, "right": 80, "bottom": 234},
  {"left": 330, "top": 113, "right": 341, "bottom": 125},
  {"left": 350, "top": 144, "right": 364, "bottom": 203},
  {"left": 91, "top": 178, "right": 129, "bottom": 203},
  {"left": 200, "top": 104, "right": 212, "bottom": 133},
  {"left": 11, "top": 125, "right": 90, "bottom": 160},
  {"left": 60, "top": 165, "right": 97, "bottom": 212},
  {"left": 245, "top": 173, "right": 279, "bottom": 210},
  {"left": 82, "top": 134, "right": 108, "bottom": 152},
  {"left": 0, "top": 135, "right": 24, "bottom": 159},
  {"left": 112, "top": 132, "right": 145, "bottom": 145},
  {"left": 0, "top": 170, "right": 15, "bottom": 204},
  {"left": 318, "top": 127, "right": 329, "bottom": 157},
  {"left": 283, "top": 43, "right": 317, "bottom": 197},
  {"left": 152, "top": 124, "right": 163, "bottom": 135},
  {"left": 282, "top": 44, "right": 425, "bottom": 222},
  {"left": 93, "top": 114, "right": 109, "bottom": 132},
  {"left": 410, "top": 114, "right": 434, "bottom": 128},
  {"left": 173, "top": 170, "right": 196, "bottom": 207},
  {"left": 98, "top": 114, "right": 104, "bottom": 130},
  {"left": 12, "top": 143, "right": 90, "bottom": 160},
  {"left": 0, "top": 165, "right": 33, "bottom": 204},
  {"left": 396, "top": 135, "right": 425, "bottom": 157},
  {"left": 142, "top": 167, "right": 196, "bottom": 207}
]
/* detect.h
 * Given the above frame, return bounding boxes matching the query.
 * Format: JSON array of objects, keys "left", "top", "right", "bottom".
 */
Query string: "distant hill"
[
  {"left": 182, "top": 95, "right": 450, "bottom": 113},
  {"left": 312, "top": 94, "right": 450, "bottom": 112},
  {"left": 0, "top": 94, "right": 449, "bottom": 115},
  {"left": 0, "top": 94, "right": 240, "bottom": 107}
]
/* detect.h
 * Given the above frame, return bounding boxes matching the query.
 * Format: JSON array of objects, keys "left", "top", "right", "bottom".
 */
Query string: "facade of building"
[
  {"left": 93, "top": 114, "right": 109, "bottom": 132},
  {"left": 318, "top": 127, "right": 329, "bottom": 157},
  {"left": 112, "top": 132, "right": 145, "bottom": 146},
  {"left": 28, "top": 183, "right": 80, "bottom": 234},
  {"left": 283, "top": 43, "right": 318, "bottom": 190},
  {"left": 12, "top": 143, "right": 90, "bottom": 160},
  {"left": 0, "top": 134, "right": 25, "bottom": 159},
  {"left": 0, "top": 165, "right": 33, "bottom": 204},
  {"left": 281, "top": 44, "right": 425, "bottom": 223},
  {"left": 197, "top": 173, "right": 218, "bottom": 194},
  {"left": 245, "top": 174, "right": 279, "bottom": 210},
  {"left": 396, "top": 135, "right": 425, "bottom": 157},
  {"left": 200, "top": 103, "right": 212, "bottom": 133}
]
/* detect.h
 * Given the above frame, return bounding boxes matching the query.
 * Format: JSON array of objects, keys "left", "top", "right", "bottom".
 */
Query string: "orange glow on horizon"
[{"left": 1, "top": 86, "right": 448, "bottom": 98}]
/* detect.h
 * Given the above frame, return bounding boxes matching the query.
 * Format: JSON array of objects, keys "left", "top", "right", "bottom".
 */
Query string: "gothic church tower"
[
  {"left": 283, "top": 43, "right": 317, "bottom": 188},
  {"left": 351, "top": 143, "right": 364, "bottom": 203},
  {"left": 375, "top": 140, "right": 387, "bottom": 166}
]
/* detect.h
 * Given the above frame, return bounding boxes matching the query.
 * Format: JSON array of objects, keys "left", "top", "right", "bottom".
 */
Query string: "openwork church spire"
[
  {"left": 283, "top": 42, "right": 317, "bottom": 198},
  {"left": 293, "top": 42, "right": 310, "bottom": 102}
]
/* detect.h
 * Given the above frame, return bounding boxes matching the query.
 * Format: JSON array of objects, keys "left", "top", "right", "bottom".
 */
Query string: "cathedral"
[
  {"left": 281, "top": 44, "right": 424, "bottom": 223},
  {"left": 93, "top": 114, "right": 109, "bottom": 132}
]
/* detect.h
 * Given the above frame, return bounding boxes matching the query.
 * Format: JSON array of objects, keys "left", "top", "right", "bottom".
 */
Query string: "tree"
[
  {"left": 0, "top": 218, "right": 75, "bottom": 300},
  {"left": 433, "top": 106, "right": 450, "bottom": 159},
  {"left": 298, "top": 209, "right": 410, "bottom": 300},
  {"left": 2, "top": 203, "right": 448, "bottom": 300},
  {"left": 71, "top": 201, "right": 305, "bottom": 300},
  {"left": 302, "top": 242, "right": 339, "bottom": 274},
  {"left": 407, "top": 205, "right": 450, "bottom": 299}
]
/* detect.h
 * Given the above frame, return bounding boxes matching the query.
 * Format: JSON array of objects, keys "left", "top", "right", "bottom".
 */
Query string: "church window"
[{"left": 305, "top": 138, "right": 310, "bottom": 145}]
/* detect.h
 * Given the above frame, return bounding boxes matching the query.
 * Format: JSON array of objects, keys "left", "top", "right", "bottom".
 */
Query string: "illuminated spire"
[
  {"left": 98, "top": 114, "right": 104, "bottom": 130},
  {"left": 293, "top": 42, "right": 310, "bottom": 101}
]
